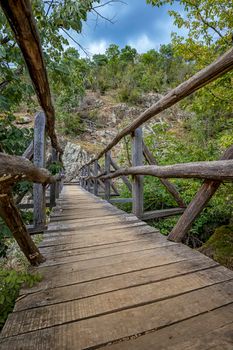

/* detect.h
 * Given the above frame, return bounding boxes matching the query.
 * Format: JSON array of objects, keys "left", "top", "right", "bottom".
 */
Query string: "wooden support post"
[
  {"left": 143, "top": 142, "right": 185, "bottom": 207},
  {"left": 0, "top": 192, "right": 45, "bottom": 265},
  {"left": 84, "top": 166, "right": 87, "bottom": 190},
  {"left": 132, "top": 127, "right": 143, "bottom": 218},
  {"left": 33, "top": 112, "right": 46, "bottom": 228},
  {"left": 87, "top": 165, "right": 91, "bottom": 192},
  {"left": 105, "top": 151, "right": 111, "bottom": 201},
  {"left": 168, "top": 145, "right": 233, "bottom": 242},
  {"left": 49, "top": 148, "right": 57, "bottom": 208},
  {"left": 94, "top": 160, "right": 99, "bottom": 196}
]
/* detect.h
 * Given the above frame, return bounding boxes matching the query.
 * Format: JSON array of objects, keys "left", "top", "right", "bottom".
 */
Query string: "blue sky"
[{"left": 65, "top": 1, "right": 187, "bottom": 57}]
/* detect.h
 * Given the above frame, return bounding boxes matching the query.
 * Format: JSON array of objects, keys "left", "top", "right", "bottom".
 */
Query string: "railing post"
[
  {"left": 132, "top": 127, "right": 144, "bottom": 218},
  {"left": 87, "top": 165, "right": 91, "bottom": 192},
  {"left": 33, "top": 112, "right": 46, "bottom": 228},
  {"left": 84, "top": 165, "right": 87, "bottom": 190},
  {"left": 94, "top": 160, "right": 98, "bottom": 196},
  {"left": 50, "top": 148, "right": 57, "bottom": 208},
  {"left": 105, "top": 151, "right": 111, "bottom": 201},
  {"left": 80, "top": 168, "right": 83, "bottom": 188}
]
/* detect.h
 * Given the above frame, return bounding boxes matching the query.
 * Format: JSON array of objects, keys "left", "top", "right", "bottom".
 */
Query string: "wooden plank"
[
  {"left": 38, "top": 243, "right": 186, "bottom": 274},
  {"left": 40, "top": 226, "right": 159, "bottom": 248},
  {"left": 2, "top": 280, "right": 233, "bottom": 349},
  {"left": 142, "top": 207, "right": 185, "bottom": 220},
  {"left": 15, "top": 258, "right": 218, "bottom": 312},
  {"left": 33, "top": 112, "right": 46, "bottom": 227},
  {"left": 20, "top": 247, "right": 193, "bottom": 295},
  {"left": 106, "top": 304, "right": 233, "bottom": 350},
  {"left": 132, "top": 127, "right": 143, "bottom": 218},
  {"left": 3, "top": 265, "right": 232, "bottom": 338},
  {"left": 38, "top": 241, "right": 176, "bottom": 268}
]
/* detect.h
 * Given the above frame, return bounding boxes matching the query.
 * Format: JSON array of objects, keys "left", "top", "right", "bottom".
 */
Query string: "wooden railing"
[
  {"left": 79, "top": 47, "right": 233, "bottom": 243},
  {"left": 17, "top": 112, "right": 64, "bottom": 235}
]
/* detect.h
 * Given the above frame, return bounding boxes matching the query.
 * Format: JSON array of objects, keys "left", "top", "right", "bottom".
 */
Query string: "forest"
[{"left": 0, "top": 0, "right": 233, "bottom": 332}]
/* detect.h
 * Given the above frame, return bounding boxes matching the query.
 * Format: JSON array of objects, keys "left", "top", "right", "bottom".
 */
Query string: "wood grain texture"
[{"left": 1, "top": 184, "right": 233, "bottom": 349}]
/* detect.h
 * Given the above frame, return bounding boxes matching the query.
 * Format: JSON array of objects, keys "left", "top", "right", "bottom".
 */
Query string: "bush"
[
  {"left": 0, "top": 269, "right": 41, "bottom": 330},
  {"left": 57, "top": 112, "right": 86, "bottom": 136}
]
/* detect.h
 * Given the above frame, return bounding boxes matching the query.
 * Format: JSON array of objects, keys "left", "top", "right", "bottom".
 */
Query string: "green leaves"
[{"left": 0, "top": 269, "right": 42, "bottom": 330}]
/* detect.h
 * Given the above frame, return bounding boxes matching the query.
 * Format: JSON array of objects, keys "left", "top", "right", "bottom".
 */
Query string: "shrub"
[{"left": 0, "top": 269, "right": 41, "bottom": 330}]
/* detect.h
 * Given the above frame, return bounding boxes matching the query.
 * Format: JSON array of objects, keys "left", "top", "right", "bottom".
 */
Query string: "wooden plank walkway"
[{"left": 1, "top": 184, "right": 233, "bottom": 349}]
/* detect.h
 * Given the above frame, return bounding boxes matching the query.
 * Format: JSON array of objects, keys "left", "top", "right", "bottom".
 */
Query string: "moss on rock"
[{"left": 199, "top": 225, "right": 233, "bottom": 269}]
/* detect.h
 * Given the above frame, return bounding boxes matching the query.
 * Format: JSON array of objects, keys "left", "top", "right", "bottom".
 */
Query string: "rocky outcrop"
[{"left": 63, "top": 142, "right": 90, "bottom": 182}]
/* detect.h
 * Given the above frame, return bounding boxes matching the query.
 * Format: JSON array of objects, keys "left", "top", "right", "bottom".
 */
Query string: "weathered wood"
[
  {"left": 97, "top": 162, "right": 120, "bottom": 196},
  {"left": 0, "top": 0, "right": 62, "bottom": 155},
  {"left": 50, "top": 148, "right": 58, "bottom": 208},
  {"left": 0, "top": 192, "right": 45, "bottom": 265},
  {"left": 168, "top": 145, "right": 233, "bottom": 242},
  {"left": 110, "top": 198, "right": 133, "bottom": 204},
  {"left": 105, "top": 151, "right": 111, "bottom": 201},
  {"left": 142, "top": 208, "right": 185, "bottom": 220},
  {"left": 87, "top": 165, "right": 91, "bottom": 192},
  {"left": 0, "top": 153, "right": 58, "bottom": 186},
  {"left": 132, "top": 128, "right": 144, "bottom": 218},
  {"left": 95, "top": 160, "right": 233, "bottom": 182},
  {"left": 93, "top": 160, "right": 98, "bottom": 196},
  {"left": 33, "top": 112, "right": 46, "bottom": 228},
  {"left": 143, "top": 142, "right": 185, "bottom": 207},
  {"left": 110, "top": 156, "right": 132, "bottom": 192},
  {"left": 82, "top": 47, "right": 233, "bottom": 167}
]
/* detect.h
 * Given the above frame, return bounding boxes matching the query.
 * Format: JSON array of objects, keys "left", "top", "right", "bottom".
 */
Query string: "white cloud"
[
  {"left": 128, "top": 34, "right": 159, "bottom": 53},
  {"left": 88, "top": 39, "right": 109, "bottom": 56}
]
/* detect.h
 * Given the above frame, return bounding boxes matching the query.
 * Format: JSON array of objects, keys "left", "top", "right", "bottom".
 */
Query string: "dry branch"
[
  {"left": 88, "top": 160, "right": 233, "bottom": 182},
  {"left": 0, "top": 0, "right": 62, "bottom": 155},
  {"left": 0, "top": 153, "right": 60, "bottom": 189}
]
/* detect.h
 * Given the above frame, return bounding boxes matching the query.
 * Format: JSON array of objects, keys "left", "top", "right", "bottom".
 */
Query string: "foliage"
[
  {"left": 0, "top": 268, "right": 41, "bottom": 330},
  {"left": 0, "top": 114, "right": 32, "bottom": 154}
]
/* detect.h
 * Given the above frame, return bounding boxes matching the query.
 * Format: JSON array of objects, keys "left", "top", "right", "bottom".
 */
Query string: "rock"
[
  {"left": 63, "top": 142, "right": 90, "bottom": 182},
  {"left": 16, "top": 115, "right": 31, "bottom": 124}
]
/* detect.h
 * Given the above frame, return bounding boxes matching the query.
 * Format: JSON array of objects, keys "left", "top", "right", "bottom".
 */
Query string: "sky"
[{"left": 65, "top": 0, "right": 187, "bottom": 57}]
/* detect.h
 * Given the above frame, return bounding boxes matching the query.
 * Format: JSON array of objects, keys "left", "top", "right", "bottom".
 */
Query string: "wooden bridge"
[
  {"left": 1, "top": 183, "right": 233, "bottom": 349},
  {"left": 1, "top": 1, "right": 233, "bottom": 349}
]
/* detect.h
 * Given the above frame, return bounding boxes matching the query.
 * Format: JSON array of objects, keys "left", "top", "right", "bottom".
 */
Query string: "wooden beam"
[
  {"left": 132, "top": 127, "right": 144, "bottom": 218},
  {"left": 0, "top": 192, "right": 45, "bottom": 266},
  {"left": 142, "top": 208, "right": 185, "bottom": 221},
  {"left": 0, "top": 0, "right": 62, "bottom": 155},
  {"left": 143, "top": 142, "right": 185, "bottom": 207},
  {"left": 33, "top": 112, "right": 46, "bottom": 228},
  {"left": 168, "top": 145, "right": 233, "bottom": 242},
  {"left": 96, "top": 160, "right": 233, "bottom": 182},
  {"left": 82, "top": 47, "right": 233, "bottom": 167}
]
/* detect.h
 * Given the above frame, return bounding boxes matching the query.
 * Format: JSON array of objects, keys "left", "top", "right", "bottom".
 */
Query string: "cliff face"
[{"left": 62, "top": 90, "right": 186, "bottom": 181}]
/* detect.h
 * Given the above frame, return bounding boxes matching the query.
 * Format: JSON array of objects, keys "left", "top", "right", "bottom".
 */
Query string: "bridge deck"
[{"left": 1, "top": 184, "right": 233, "bottom": 349}]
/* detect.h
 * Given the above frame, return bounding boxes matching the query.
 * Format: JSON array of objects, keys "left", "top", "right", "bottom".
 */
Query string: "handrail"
[
  {"left": 80, "top": 46, "right": 233, "bottom": 244},
  {"left": 81, "top": 47, "right": 233, "bottom": 168}
]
